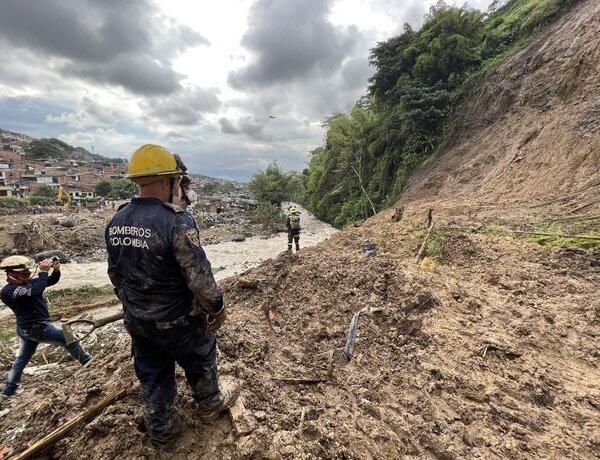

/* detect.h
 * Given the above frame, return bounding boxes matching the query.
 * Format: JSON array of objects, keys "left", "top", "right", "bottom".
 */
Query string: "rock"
[
  {"left": 232, "top": 235, "right": 246, "bottom": 242},
  {"left": 237, "top": 277, "right": 258, "bottom": 289},
  {"left": 228, "top": 396, "right": 257, "bottom": 436},
  {"left": 33, "top": 250, "right": 69, "bottom": 263},
  {"left": 57, "top": 217, "right": 77, "bottom": 228}
]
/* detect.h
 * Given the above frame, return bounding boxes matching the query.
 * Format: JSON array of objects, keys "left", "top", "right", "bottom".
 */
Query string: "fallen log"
[{"left": 11, "top": 385, "right": 134, "bottom": 460}]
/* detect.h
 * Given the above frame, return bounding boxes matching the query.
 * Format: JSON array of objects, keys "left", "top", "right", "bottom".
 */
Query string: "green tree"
[
  {"left": 32, "top": 185, "right": 57, "bottom": 198},
  {"left": 249, "top": 163, "right": 288, "bottom": 206},
  {"left": 25, "top": 139, "right": 69, "bottom": 159},
  {"left": 107, "top": 179, "right": 138, "bottom": 200},
  {"left": 303, "top": 0, "right": 575, "bottom": 228},
  {"left": 94, "top": 180, "right": 112, "bottom": 198}
]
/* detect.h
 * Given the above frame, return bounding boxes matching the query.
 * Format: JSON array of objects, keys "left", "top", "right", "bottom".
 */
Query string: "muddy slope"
[
  {"left": 398, "top": 0, "right": 600, "bottom": 219},
  {"left": 1, "top": 220, "right": 598, "bottom": 459}
]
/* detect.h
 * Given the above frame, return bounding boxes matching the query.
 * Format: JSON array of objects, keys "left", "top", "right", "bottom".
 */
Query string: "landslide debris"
[
  {"left": 0, "top": 218, "right": 597, "bottom": 459},
  {"left": 399, "top": 0, "right": 600, "bottom": 220}
]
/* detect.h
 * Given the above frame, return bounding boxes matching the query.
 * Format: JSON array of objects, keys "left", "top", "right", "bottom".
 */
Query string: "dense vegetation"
[
  {"left": 300, "top": 0, "right": 580, "bottom": 227},
  {"left": 248, "top": 162, "right": 307, "bottom": 206},
  {"left": 247, "top": 162, "right": 308, "bottom": 229},
  {"left": 25, "top": 137, "right": 126, "bottom": 163}
]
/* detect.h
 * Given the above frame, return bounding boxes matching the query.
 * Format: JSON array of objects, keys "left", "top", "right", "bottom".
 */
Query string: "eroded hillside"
[{"left": 399, "top": 0, "right": 600, "bottom": 220}]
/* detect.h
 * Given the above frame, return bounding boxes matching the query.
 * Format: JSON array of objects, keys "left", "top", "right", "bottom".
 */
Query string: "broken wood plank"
[
  {"left": 426, "top": 208, "right": 433, "bottom": 228},
  {"left": 298, "top": 407, "right": 306, "bottom": 433},
  {"left": 11, "top": 385, "right": 134, "bottom": 460}
]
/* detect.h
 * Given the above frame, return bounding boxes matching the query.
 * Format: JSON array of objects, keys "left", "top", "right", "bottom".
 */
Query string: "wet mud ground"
[{"left": 0, "top": 217, "right": 598, "bottom": 459}]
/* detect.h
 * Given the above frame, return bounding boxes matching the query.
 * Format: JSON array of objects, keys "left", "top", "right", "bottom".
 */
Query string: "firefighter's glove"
[{"left": 207, "top": 306, "right": 226, "bottom": 333}]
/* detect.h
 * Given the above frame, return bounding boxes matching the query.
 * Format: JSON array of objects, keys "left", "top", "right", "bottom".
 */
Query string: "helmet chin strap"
[{"left": 168, "top": 177, "right": 176, "bottom": 203}]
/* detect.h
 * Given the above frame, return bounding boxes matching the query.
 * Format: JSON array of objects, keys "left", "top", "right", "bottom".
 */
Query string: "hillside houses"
[{"left": 0, "top": 150, "right": 127, "bottom": 201}]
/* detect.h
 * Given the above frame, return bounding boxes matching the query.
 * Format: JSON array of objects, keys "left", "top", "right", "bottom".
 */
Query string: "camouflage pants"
[{"left": 124, "top": 313, "right": 220, "bottom": 446}]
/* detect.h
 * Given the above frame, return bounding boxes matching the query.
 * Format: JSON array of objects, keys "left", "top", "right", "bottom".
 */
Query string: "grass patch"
[
  {"left": 425, "top": 230, "right": 449, "bottom": 262},
  {"left": 0, "top": 327, "right": 16, "bottom": 343},
  {"left": 524, "top": 233, "right": 600, "bottom": 250},
  {"left": 46, "top": 285, "right": 117, "bottom": 318},
  {"left": 478, "top": 222, "right": 600, "bottom": 250},
  {"left": 480, "top": 223, "right": 512, "bottom": 237}
]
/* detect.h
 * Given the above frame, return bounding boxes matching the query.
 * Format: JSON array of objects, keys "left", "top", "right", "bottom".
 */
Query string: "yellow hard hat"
[
  {"left": 126, "top": 144, "right": 187, "bottom": 184},
  {"left": 0, "top": 255, "right": 34, "bottom": 271},
  {"left": 289, "top": 205, "right": 297, "bottom": 213}
]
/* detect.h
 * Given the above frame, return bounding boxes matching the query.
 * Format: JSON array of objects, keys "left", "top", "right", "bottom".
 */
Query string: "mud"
[{"left": 0, "top": 218, "right": 597, "bottom": 459}]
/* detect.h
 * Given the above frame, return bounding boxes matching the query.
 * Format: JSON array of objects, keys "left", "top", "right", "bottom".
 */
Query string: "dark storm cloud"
[
  {"left": 0, "top": 0, "right": 209, "bottom": 95},
  {"left": 63, "top": 56, "right": 182, "bottom": 96},
  {"left": 144, "top": 87, "right": 222, "bottom": 126},
  {"left": 228, "top": 0, "right": 360, "bottom": 90}
]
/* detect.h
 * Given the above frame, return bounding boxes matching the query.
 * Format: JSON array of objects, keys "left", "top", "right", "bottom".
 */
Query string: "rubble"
[{"left": 0, "top": 218, "right": 597, "bottom": 458}]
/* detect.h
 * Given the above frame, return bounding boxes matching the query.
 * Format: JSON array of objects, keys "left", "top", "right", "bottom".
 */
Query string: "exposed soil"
[
  {"left": 0, "top": 219, "right": 598, "bottom": 459},
  {"left": 398, "top": 1, "right": 600, "bottom": 221},
  {"left": 1, "top": 2, "right": 600, "bottom": 458}
]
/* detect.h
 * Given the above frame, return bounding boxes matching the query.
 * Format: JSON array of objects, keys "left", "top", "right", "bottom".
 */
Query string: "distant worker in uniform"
[
  {"left": 178, "top": 175, "right": 198, "bottom": 210},
  {"left": 0, "top": 256, "right": 92, "bottom": 399},
  {"left": 286, "top": 205, "right": 301, "bottom": 252},
  {"left": 105, "top": 144, "right": 238, "bottom": 448}
]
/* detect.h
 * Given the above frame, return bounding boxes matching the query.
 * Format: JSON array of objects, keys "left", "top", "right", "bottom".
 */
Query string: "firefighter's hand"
[
  {"left": 39, "top": 259, "right": 53, "bottom": 272},
  {"left": 207, "top": 307, "right": 226, "bottom": 333}
]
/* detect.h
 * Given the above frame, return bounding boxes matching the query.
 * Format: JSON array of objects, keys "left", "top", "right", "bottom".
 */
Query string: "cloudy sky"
[{"left": 0, "top": 0, "right": 493, "bottom": 180}]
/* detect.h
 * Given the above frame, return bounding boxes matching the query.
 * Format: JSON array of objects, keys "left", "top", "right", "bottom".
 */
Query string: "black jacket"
[{"left": 105, "top": 197, "right": 222, "bottom": 321}]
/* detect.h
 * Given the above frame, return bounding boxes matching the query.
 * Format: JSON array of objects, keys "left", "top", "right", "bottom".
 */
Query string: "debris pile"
[{"left": 0, "top": 219, "right": 598, "bottom": 458}]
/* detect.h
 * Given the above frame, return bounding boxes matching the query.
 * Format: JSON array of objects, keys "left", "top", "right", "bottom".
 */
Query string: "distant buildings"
[{"left": 0, "top": 150, "right": 127, "bottom": 202}]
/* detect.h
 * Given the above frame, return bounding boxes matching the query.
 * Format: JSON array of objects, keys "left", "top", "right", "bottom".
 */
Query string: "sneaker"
[
  {"left": 81, "top": 356, "right": 93, "bottom": 367},
  {"left": 198, "top": 386, "right": 240, "bottom": 423}
]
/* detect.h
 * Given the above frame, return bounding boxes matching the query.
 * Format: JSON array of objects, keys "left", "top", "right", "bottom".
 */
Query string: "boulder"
[
  {"left": 57, "top": 217, "right": 77, "bottom": 228},
  {"left": 33, "top": 250, "right": 69, "bottom": 263}
]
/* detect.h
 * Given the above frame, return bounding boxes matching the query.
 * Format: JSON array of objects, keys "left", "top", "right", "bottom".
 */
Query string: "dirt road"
[{"left": 51, "top": 204, "right": 337, "bottom": 289}]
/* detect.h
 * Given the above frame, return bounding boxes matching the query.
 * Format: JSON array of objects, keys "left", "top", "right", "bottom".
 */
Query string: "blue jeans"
[{"left": 3, "top": 322, "right": 92, "bottom": 396}]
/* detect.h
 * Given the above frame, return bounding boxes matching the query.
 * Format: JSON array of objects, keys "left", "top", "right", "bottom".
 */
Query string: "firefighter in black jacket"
[{"left": 105, "top": 144, "right": 238, "bottom": 448}]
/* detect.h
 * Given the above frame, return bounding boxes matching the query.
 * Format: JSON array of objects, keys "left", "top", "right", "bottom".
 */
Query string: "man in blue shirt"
[{"left": 0, "top": 255, "right": 92, "bottom": 398}]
